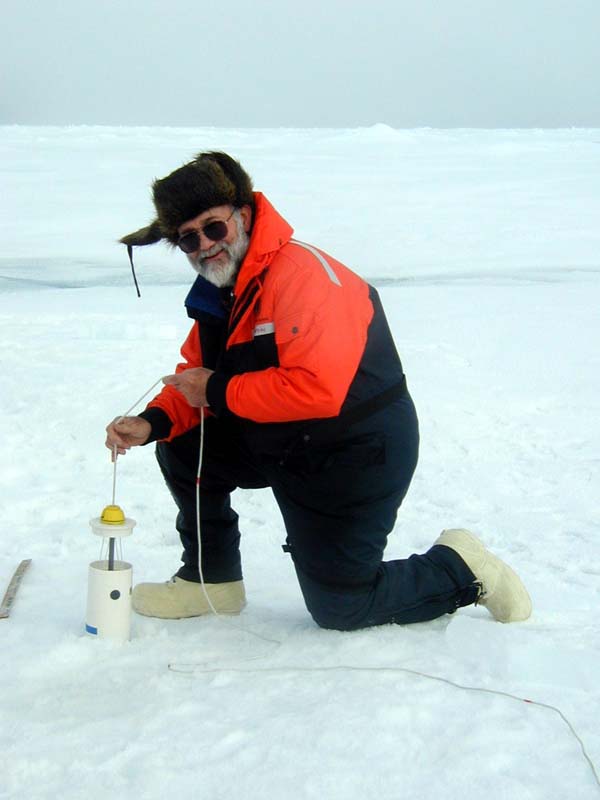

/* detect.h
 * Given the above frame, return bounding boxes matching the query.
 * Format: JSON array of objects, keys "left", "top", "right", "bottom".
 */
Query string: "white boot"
[
  {"left": 434, "top": 529, "right": 532, "bottom": 623},
  {"left": 132, "top": 576, "right": 246, "bottom": 619}
]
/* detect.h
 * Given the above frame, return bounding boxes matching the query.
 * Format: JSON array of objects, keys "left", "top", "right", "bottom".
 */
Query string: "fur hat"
[{"left": 120, "top": 151, "right": 254, "bottom": 247}]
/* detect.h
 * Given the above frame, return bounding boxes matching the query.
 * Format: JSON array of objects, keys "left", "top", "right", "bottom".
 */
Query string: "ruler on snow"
[{"left": 0, "top": 559, "right": 32, "bottom": 619}]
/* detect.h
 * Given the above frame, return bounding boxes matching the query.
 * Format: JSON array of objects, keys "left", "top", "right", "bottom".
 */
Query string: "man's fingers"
[
  {"left": 162, "top": 374, "right": 178, "bottom": 386},
  {"left": 113, "top": 416, "right": 140, "bottom": 435},
  {"left": 105, "top": 415, "right": 150, "bottom": 454},
  {"left": 106, "top": 417, "right": 136, "bottom": 448},
  {"left": 106, "top": 431, "right": 129, "bottom": 448},
  {"left": 106, "top": 436, "right": 128, "bottom": 458},
  {"left": 109, "top": 445, "right": 127, "bottom": 463},
  {"left": 114, "top": 415, "right": 134, "bottom": 429}
]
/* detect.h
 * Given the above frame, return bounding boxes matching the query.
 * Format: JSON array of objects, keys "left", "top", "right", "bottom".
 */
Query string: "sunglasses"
[{"left": 177, "top": 209, "right": 236, "bottom": 254}]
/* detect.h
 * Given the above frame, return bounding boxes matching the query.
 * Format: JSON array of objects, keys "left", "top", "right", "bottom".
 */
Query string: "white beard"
[{"left": 186, "top": 211, "right": 249, "bottom": 288}]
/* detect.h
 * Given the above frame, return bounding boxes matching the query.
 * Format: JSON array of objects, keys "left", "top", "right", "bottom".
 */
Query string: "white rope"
[
  {"left": 111, "top": 375, "right": 279, "bottom": 648},
  {"left": 195, "top": 412, "right": 219, "bottom": 617},
  {"left": 176, "top": 405, "right": 600, "bottom": 790},
  {"left": 111, "top": 378, "right": 164, "bottom": 499},
  {"left": 111, "top": 444, "right": 118, "bottom": 504},
  {"left": 167, "top": 661, "right": 600, "bottom": 791},
  {"left": 111, "top": 376, "right": 599, "bottom": 792},
  {"left": 120, "top": 378, "right": 164, "bottom": 419},
  {"left": 193, "top": 412, "right": 281, "bottom": 647},
  {"left": 180, "top": 400, "right": 599, "bottom": 791}
]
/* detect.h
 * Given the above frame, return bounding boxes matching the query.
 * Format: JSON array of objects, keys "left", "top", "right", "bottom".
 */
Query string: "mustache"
[{"left": 200, "top": 241, "right": 229, "bottom": 261}]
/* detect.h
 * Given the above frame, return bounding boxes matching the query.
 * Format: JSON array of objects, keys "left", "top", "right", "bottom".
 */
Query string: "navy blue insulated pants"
[{"left": 155, "top": 394, "right": 478, "bottom": 631}]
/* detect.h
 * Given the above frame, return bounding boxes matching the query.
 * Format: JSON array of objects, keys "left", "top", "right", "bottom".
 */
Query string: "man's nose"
[{"left": 198, "top": 230, "right": 219, "bottom": 252}]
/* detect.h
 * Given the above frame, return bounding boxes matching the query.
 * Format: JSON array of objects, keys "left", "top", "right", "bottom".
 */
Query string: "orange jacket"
[{"left": 142, "top": 193, "right": 404, "bottom": 444}]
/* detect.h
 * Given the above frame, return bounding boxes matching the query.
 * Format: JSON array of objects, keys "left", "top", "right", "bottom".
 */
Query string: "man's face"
[{"left": 177, "top": 204, "right": 252, "bottom": 288}]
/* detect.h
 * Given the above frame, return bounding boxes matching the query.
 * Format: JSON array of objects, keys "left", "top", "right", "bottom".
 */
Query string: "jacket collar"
[{"left": 233, "top": 193, "right": 293, "bottom": 295}]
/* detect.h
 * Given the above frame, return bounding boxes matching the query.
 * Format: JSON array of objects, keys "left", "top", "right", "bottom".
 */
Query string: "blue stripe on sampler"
[{"left": 86, "top": 624, "right": 98, "bottom": 635}]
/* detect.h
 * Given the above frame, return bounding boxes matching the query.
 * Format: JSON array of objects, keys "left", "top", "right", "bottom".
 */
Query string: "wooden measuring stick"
[{"left": 0, "top": 559, "right": 32, "bottom": 619}]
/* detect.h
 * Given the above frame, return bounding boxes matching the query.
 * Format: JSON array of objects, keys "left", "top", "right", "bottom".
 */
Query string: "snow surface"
[{"left": 1, "top": 126, "right": 599, "bottom": 799}]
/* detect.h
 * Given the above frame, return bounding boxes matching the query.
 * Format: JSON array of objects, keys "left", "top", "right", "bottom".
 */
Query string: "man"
[{"left": 106, "top": 151, "right": 531, "bottom": 630}]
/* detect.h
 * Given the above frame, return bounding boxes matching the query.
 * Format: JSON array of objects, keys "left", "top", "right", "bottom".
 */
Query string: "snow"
[{"left": 1, "top": 126, "right": 599, "bottom": 799}]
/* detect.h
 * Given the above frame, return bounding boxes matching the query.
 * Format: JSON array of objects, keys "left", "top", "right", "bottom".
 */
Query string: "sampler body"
[
  {"left": 86, "top": 505, "right": 136, "bottom": 642},
  {"left": 86, "top": 559, "right": 132, "bottom": 640}
]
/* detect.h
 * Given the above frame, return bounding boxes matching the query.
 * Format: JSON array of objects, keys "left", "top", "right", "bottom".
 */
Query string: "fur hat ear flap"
[{"left": 119, "top": 219, "right": 163, "bottom": 247}]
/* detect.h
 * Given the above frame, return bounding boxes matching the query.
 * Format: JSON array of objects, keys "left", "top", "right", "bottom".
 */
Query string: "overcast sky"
[{"left": 2, "top": 0, "right": 599, "bottom": 128}]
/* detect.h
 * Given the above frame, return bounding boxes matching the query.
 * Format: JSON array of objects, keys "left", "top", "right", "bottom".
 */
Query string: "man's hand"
[
  {"left": 162, "top": 367, "right": 214, "bottom": 407},
  {"left": 105, "top": 416, "right": 152, "bottom": 460}
]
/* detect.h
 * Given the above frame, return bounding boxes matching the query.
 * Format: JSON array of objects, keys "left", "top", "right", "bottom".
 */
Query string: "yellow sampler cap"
[{"left": 100, "top": 504, "right": 126, "bottom": 525}]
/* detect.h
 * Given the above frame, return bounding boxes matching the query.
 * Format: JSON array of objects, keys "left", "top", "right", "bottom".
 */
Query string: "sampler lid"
[
  {"left": 90, "top": 505, "right": 136, "bottom": 538},
  {"left": 100, "top": 504, "right": 126, "bottom": 524}
]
